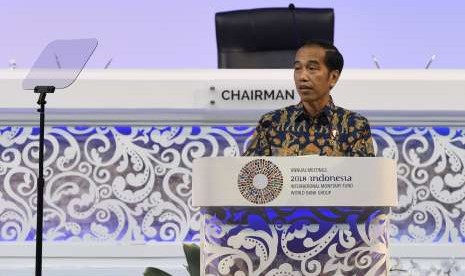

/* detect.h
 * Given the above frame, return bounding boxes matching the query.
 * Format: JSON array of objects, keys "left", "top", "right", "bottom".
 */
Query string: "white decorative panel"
[{"left": 0, "top": 126, "right": 464, "bottom": 245}]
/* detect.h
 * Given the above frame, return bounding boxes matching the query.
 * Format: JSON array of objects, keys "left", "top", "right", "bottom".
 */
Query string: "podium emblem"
[{"left": 238, "top": 159, "right": 283, "bottom": 204}]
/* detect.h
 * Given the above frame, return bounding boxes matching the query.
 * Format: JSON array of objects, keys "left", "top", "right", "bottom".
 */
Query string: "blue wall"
[{"left": 1, "top": 0, "right": 464, "bottom": 69}]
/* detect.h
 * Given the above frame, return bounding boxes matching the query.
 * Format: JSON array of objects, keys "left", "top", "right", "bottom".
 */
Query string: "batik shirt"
[{"left": 243, "top": 99, "right": 375, "bottom": 157}]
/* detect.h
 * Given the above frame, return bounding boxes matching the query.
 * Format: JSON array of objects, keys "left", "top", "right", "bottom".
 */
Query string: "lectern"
[{"left": 193, "top": 156, "right": 397, "bottom": 276}]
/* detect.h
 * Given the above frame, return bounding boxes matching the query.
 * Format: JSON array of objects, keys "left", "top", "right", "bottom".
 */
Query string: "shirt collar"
[{"left": 295, "top": 97, "right": 336, "bottom": 125}]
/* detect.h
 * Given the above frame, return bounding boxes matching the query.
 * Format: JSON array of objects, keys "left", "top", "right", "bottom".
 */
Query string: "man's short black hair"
[{"left": 299, "top": 40, "right": 344, "bottom": 73}]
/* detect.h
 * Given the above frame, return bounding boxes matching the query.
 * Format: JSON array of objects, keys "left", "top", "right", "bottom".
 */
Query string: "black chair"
[{"left": 215, "top": 7, "right": 334, "bottom": 68}]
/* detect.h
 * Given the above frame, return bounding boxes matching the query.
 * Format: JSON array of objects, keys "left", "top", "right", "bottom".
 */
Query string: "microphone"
[
  {"left": 425, "top": 54, "right": 436, "bottom": 69},
  {"left": 104, "top": 58, "right": 113, "bottom": 69},
  {"left": 371, "top": 55, "right": 381, "bottom": 69},
  {"left": 54, "top": 53, "right": 62, "bottom": 69}
]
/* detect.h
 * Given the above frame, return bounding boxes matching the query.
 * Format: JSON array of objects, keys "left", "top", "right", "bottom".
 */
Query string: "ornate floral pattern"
[
  {"left": 0, "top": 126, "right": 464, "bottom": 247},
  {"left": 372, "top": 127, "right": 465, "bottom": 243},
  {"left": 202, "top": 207, "right": 389, "bottom": 275},
  {"left": 0, "top": 126, "right": 251, "bottom": 241}
]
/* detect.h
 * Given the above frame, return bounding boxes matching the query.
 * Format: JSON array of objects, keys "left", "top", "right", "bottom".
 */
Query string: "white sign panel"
[
  {"left": 210, "top": 80, "right": 299, "bottom": 109},
  {"left": 192, "top": 156, "right": 398, "bottom": 207}
]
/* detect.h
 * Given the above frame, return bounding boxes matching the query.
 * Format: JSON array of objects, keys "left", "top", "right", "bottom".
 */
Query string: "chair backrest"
[{"left": 215, "top": 7, "right": 334, "bottom": 68}]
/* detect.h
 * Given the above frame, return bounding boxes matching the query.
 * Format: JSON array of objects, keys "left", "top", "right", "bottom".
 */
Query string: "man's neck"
[{"left": 302, "top": 96, "right": 330, "bottom": 117}]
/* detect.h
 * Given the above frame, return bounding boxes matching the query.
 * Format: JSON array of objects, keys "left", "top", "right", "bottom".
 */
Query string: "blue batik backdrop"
[{"left": 0, "top": 126, "right": 464, "bottom": 243}]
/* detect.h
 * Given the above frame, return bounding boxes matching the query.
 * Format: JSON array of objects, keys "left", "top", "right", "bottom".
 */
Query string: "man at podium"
[{"left": 244, "top": 41, "right": 374, "bottom": 157}]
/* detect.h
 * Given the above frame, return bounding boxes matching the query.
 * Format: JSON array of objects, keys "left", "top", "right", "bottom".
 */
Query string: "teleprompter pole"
[{"left": 34, "top": 85, "right": 55, "bottom": 276}]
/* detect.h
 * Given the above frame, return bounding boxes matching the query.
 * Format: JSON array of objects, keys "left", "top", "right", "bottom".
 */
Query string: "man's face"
[{"left": 293, "top": 46, "right": 339, "bottom": 104}]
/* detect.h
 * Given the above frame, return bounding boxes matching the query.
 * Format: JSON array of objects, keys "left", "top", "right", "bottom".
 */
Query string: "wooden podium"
[{"left": 193, "top": 156, "right": 397, "bottom": 276}]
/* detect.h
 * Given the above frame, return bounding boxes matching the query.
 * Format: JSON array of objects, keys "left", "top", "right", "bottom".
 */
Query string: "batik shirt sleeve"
[
  {"left": 349, "top": 116, "right": 375, "bottom": 157},
  {"left": 243, "top": 115, "right": 272, "bottom": 156}
]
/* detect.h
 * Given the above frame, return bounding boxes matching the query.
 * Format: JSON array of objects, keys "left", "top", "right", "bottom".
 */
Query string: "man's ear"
[{"left": 329, "top": 70, "right": 340, "bottom": 88}]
